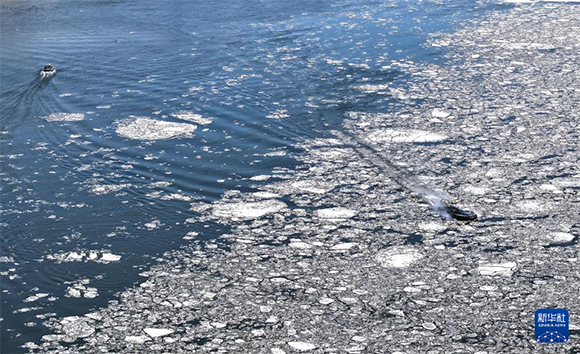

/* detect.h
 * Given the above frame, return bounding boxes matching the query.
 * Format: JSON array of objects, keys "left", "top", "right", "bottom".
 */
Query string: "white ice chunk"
[
  {"left": 546, "top": 232, "right": 575, "bottom": 244},
  {"left": 463, "top": 186, "right": 487, "bottom": 196},
  {"left": 288, "top": 342, "right": 317, "bottom": 351},
  {"left": 24, "top": 293, "right": 50, "bottom": 303},
  {"left": 478, "top": 262, "right": 517, "bottom": 277},
  {"left": 144, "top": 219, "right": 161, "bottom": 230},
  {"left": 367, "top": 129, "right": 447, "bottom": 143},
  {"left": 376, "top": 247, "right": 424, "bottom": 268},
  {"left": 431, "top": 109, "right": 450, "bottom": 118},
  {"left": 100, "top": 253, "right": 121, "bottom": 262},
  {"left": 292, "top": 180, "right": 335, "bottom": 194},
  {"left": 89, "top": 184, "right": 128, "bottom": 195},
  {"left": 212, "top": 200, "right": 287, "bottom": 220},
  {"left": 249, "top": 175, "right": 271, "bottom": 181},
  {"left": 116, "top": 116, "right": 196, "bottom": 140},
  {"left": 43, "top": 113, "right": 85, "bottom": 122},
  {"left": 316, "top": 207, "right": 357, "bottom": 220},
  {"left": 143, "top": 328, "right": 175, "bottom": 338},
  {"left": 170, "top": 111, "right": 213, "bottom": 125},
  {"left": 125, "top": 335, "right": 151, "bottom": 344},
  {"left": 330, "top": 243, "right": 357, "bottom": 250}
]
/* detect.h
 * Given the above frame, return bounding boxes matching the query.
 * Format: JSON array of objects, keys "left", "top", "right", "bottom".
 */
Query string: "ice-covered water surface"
[
  {"left": 2, "top": 0, "right": 497, "bottom": 351},
  {"left": 2, "top": 0, "right": 580, "bottom": 353},
  {"left": 32, "top": 2, "right": 580, "bottom": 353}
]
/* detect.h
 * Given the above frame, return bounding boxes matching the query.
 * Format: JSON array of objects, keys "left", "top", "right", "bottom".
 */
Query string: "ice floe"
[
  {"left": 478, "top": 262, "right": 517, "bottom": 277},
  {"left": 144, "top": 328, "right": 175, "bottom": 338},
  {"left": 65, "top": 284, "right": 98, "bottom": 299},
  {"left": 170, "top": 111, "right": 213, "bottom": 125},
  {"left": 45, "top": 250, "right": 121, "bottom": 263},
  {"left": 42, "top": 113, "right": 85, "bottom": 122},
  {"left": 212, "top": 200, "right": 287, "bottom": 220},
  {"left": 24, "top": 293, "right": 50, "bottom": 303},
  {"left": 288, "top": 342, "right": 316, "bottom": 351},
  {"left": 376, "top": 247, "right": 424, "bottom": 268},
  {"left": 366, "top": 129, "right": 447, "bottom": 143},
  {"left": 315, "top": 207, "right": 357, "bottom": 220},
  {"left": 542, "top": 232, "right": 575, "bottom": 245},
  {"left": 89, "top": 184, "right": 130, "bottom": 195},
  {"left": 116, "top": 116, "right": 197, "bottom": 140}
]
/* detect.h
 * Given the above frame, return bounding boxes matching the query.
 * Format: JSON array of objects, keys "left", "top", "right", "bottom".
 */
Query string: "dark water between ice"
[{"left": 1, "top": 0, "right": 507, "bottom": 352}]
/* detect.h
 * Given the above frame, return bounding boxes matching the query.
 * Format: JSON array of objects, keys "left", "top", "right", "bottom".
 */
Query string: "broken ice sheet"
[
  {"left": 477, "top": 262, "right": 517, "bottom": 277},
  {"left": 42, "top": 113, "right": 85, "bottom": 122},
  {"left": 376, "top": 246, "right": 424, "bottom": 268},
  {"left": 45, "top": 250, "right": 121, "bottom": 263},
  {"left": 315, "top": 207, "right": 357, "bottom": 220},
  {"left": 366, "top": 129, "right": 448, "bottom": 143},
  {"left": 115, "top": 116, "right": 197, "bottom": 140},
  {"left": 211, "top": 199, "right": 287, "bottom": 220},
  {"left": 170, "top": 111, "right": 213, "bottom": 125}
]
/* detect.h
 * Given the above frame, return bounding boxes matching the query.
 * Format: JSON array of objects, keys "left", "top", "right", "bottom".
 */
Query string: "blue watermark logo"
[{"left": 535, "top": 309, "right": 569, "bottom": 343}]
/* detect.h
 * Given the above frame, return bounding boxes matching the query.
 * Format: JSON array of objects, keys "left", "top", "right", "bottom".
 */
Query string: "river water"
[{"left": 1, "top": 0, "right": 562, "bottom": 352}]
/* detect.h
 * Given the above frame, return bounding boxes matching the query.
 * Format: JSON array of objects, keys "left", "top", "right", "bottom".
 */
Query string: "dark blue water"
[{"left": 0, "top": 0, "right": 505, "bottom": 352}]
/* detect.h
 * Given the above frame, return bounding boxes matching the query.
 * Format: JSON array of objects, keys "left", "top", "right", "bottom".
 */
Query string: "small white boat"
[{"left": 41, "top": 64, "right": 56, "bottom": 76}]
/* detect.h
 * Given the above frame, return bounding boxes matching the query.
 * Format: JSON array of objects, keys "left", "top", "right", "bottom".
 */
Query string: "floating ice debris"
[
  {"left": 330, "top": 243, "right": 357, "bottom": 251},
  {"left": 367, "top": 129, "right": 447, "bottom": 143},
  {"left": 116, "top": 116, "right": 196, "bottom": 140},
  {"left": 183, "top": 231, "right": 198, "bottom": 240},
  {"left": 463, "top": 186, "right": 487, "bottom": 196},
  {"left": 543, "top": 232, "right": 575, "bottom": 245},
  {"left": 144, "top": 328, "right": 175, "bottom": 338},
  {"left": 292, "top": 180, "right": 335, "bottom": 194},
  {"left": 0, "top": 256, "right": 14, "bottom": 263},
  {"left": 539, "top": 184, "right": 562, "bottom": 194},
  {"left": 144, "top": 219, "right": 161, "bottom": 230},
  {"left": 431, "top": 109, "right": 450, "bottom": 118},
  {"left": 418, "top": 222, "right": 446, "bottom": 232},
  {"left": 96, "top": 105, "right": 111, "bottom": 109},
  {"left": 100, "top": 253, "right": 121, "bottom": 262},
  {"left": 376, "top": 247, "right": 424, "bottom": 268},
  {"left": 316, "top": 207, "right": 357, "bottom": 220},
  {"left": 89, "top": 184, "right": 129, "bottom": 195},
  {"left": 319, "top": 298, "right": 334, "bottom": 305},
  {"left": 354, "top": 84, "right": 389, "bottom": 93},
  {"left": 552, "top": 178, "right": 580, "bottom": 188},
  {"left": 212, "top": 200, "right": 287, "bottom": 220},
  {"left": 478, "top": 262, "right": 517, "bottom": 277},
  {"left": 66, "top": 281, "right": 98, "bottom": 298},
  {"left": 288, "top": 342, "right": 316, "bottom": 351},
  {"left": 249, "top": 175, "right": 271, "bottom": 181},
  {"left": 422, "top": 322, "right": 437, "bottom": 330},
  {"left": 266, "top": 109, "right": 290, "bottom": 119},
  {"left": 125, "top": 335, "right": 151, "bottom": 344},
  {"left": 252, "top": 191, "right": 280, "bottom": 199},
  {"left": 42, "top": 113, "right": 85, "bottom": 122},
  {"left": 60, "top": 316, "right": 95, "bottom": 338},
  {"left": 289, "top": 241, "right": 312, "bottom": 249},
  {"left": 46, "top": 250, "right": 121, "bottom": 263},
  {"left": 170, "top": 111, "right": 213, "bottom": 125},
  {"left": 14, "top": 307, "right": 43, "bottom": 314},
  {"left": 24, "top": 293, "right": 49, "bottom": 303},
  {"left": 160, "top": 193, "right": 193, "bottom": 201},
  {"left": 516, "top": 200, "right": 544, "bottom": 212}
]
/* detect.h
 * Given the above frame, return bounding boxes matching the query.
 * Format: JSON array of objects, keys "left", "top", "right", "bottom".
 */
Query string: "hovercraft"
[
  {"left": 445, "top": 205, "right": 477, "bottom": 221},
  {"left": 41, "top": 64, "right": 56, "bottom": 76}
]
